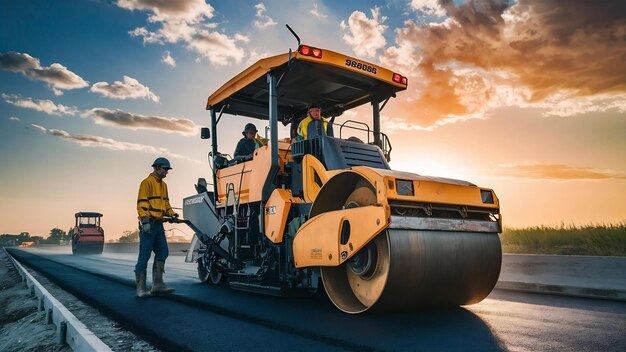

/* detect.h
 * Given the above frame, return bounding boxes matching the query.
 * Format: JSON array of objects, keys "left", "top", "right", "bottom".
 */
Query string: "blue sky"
[{"left": 1, "top": 0, "right": 625, "bottom": 238}]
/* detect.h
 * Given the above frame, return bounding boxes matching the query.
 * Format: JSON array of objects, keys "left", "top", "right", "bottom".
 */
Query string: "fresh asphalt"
[{"left": 6, "top": 247, "right": 626, "bottom": 352}]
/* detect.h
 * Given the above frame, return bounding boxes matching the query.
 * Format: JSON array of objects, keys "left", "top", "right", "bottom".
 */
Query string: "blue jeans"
[{"left": 134, "top": 221, "right": 169, "bottom": 273}]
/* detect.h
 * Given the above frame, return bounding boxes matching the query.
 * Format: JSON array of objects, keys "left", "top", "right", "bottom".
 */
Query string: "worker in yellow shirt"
[
  {"left": 135, "top": 157, "right": 178, "bottom": 297},
  {"left": 297, "top": 103, "right": 333, "bottom": 140}
]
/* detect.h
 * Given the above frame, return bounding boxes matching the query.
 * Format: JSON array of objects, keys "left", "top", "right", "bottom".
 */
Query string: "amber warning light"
[
  {"left": 392, "top": 72, "right": 408, "bottom": 85},
  {"left": 298, "top": 45, "right": 322, "bottom": 59}
]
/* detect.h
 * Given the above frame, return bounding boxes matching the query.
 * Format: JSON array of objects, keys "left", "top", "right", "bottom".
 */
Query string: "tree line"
[{"left": 0, "top": 228, "right": 70, "bottom": 246}]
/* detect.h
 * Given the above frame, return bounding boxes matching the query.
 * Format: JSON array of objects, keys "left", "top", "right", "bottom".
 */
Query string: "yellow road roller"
[{"left": 182, "top": 35, "right": 502, "bottom": 314}]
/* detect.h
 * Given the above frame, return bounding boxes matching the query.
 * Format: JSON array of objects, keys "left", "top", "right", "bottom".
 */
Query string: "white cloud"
[
  {"left": 2, "top": 94, "right": 79, "bottom": 116},
  {"left": 340, "top": 7, "right": 388, "bottom": 57},
  {"left": 233, "top": 33, "right": 250, "bottom": 43},
  {"left": 161, "top": 50, "right": 176, "bottom": 67},
  {"left": 116, "top": 0, "right": 214, "bottom": 18},
  {"left": 245, "top": 48, "right": 270, "bottom": 65},
  {"left": 187, "top": 30, "right": 248, "bottom": 66},
  {"left": 379, "top": 25, "right": 421, "bottom": 74},
  {"left": 310, "top": 3, "right": 328, "bottom": 19},
  {"left": 410, "top": 0, "right": 446, "bottom": 17},
  {"left": 118, "top": 0, "right": 248, "bottom": 66},
  {"left": 0, "top": 52, "right": 88, "bottom": 95},
  {"left": 31, "top": 123, "right": 197, "bottom": 163},
  {"left": 90, "top": 76, "right": 160, "bottom": 102},
  {"left": 254, "top": 3, "right": 277, "bottom": 29},
  {"left": 84, "top": 108, "right": 198, "bottom": 135}
]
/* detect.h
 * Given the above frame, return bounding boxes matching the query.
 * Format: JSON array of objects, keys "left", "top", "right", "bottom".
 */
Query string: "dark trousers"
[{"left": 134, "top": 221, "right": 169, "bottom": 273}]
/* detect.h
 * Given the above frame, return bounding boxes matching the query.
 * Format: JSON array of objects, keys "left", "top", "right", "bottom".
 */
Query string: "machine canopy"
[
  {"left": 206, "top": 46, "right": 407, "bottom": 122},
  {"left": 75, "top": 212, "right": 103, "bottom": 218}
]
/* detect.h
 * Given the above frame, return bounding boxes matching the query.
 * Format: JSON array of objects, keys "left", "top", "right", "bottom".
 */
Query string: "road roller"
[
  {"left": 70, "top": 212, "right": 104, "bottom": 255},
  {"left": 182, "top": 35, "right": 502, "bottom": 313}
]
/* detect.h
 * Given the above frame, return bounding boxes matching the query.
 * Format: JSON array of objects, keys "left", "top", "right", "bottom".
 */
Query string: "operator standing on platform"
[{"left": 135, "top": 157, "right": 177, "bottom": 298}]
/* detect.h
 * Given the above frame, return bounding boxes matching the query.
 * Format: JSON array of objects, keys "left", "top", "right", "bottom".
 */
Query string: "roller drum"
[
  {"left": 318, "top": 173, "right": 502, "bottom": 313},
  {"left": 380, "top": 229, "right": 501, "bottom": 309},
  {"left": 322, "top": 229, "right": 501, "bottom": 313}
]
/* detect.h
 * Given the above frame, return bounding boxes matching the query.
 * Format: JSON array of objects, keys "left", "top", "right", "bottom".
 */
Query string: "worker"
[
  {"left": 234, "top": 123, "right": 265, "bottom": 158},
  {"left": 297, "top": 103, "right": 333, "bottom": 140},
  {"left": 135, "top": 157, "right": 177, "bottom": 298}
]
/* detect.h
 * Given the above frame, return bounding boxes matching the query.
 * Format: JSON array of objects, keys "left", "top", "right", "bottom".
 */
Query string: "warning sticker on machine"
[{"left": 310, "top": 248, "right": 322, "bottom": 260}]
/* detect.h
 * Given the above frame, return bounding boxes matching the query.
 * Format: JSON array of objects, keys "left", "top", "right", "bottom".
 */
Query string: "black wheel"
[
  {"left": 197, "top": 255, "right": 223, "bottom": 284},
  {"left": 72, "top": 235, "right": 79, "bottom": 254},
  {"left": 209, "top": 263, "right": 223, "bottom": 285},
  {"left": 197, "top": 257, "right": 210, "bottom": 283}
]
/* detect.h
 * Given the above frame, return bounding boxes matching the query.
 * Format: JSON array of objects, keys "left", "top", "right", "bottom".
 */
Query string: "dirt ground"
[
  {"left": 0, "top": 249, "right": 161, "bottom": 352},
  {"left": 0, "top": 249, "right": 69, "bottom": 352}
]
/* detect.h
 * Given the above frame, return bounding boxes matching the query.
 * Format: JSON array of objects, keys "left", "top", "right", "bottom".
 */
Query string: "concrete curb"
[
  {"left": 497, "top": 254, "right": 626, "bottom": 301},
  {"left": 4, "top": 248, "right": 113, "bottom": 352},
  {"left": 496, "top": 281, "right": 626, "bottom": 301}
]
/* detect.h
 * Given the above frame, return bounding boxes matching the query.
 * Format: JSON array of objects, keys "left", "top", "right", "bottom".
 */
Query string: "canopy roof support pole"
[
  {"left": 262, "top": 71, "right": 279, "bottom": 201},
  {"left": 210, "top": 108, "right": 219, "bottom": 203},
  {"left": 269, "top": 72, "right": 278, "bottom": 167},
  {"left": 372, "top": 100, "right": 381, "bottom": 147}
]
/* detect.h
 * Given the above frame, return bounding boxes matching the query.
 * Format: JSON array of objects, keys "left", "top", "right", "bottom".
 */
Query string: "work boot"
[
  {"left": 151, "top": 260, "right": 175, "bottom": 295},
  {"left": 135, "top": 272, "right": 151, "bottom": 298}
]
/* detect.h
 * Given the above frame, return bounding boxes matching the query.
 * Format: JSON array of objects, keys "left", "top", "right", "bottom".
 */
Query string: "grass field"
[{"left": 501, "top": 222, "right": 626, "bottom": 256}]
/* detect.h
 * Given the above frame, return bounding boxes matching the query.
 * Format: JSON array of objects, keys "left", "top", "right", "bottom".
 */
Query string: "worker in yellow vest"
[
  {"left": 297, "top": 103, "right": 333, "bottom": 140},
  {"left": 135, "top": 157, "right": 178, "bottom": 297}
]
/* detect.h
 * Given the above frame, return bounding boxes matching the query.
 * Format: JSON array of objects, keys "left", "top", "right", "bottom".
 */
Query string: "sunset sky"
[{"left": 1, "top": 0, "right": 625, "bottom": 240}]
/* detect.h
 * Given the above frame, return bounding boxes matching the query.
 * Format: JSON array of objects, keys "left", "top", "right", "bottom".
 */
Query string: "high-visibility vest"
[
  {"left": 297, "top": 115, "right": 328, "bottom": 140},
  {"left": 255, "top": 134, "right": 267, "bottom": 147},
  {"left": 137, "top": 174, "right": 175, "bottom": 220}
]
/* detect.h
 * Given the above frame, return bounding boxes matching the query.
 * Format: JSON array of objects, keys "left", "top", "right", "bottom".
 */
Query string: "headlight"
[
  {"left": 396, "top": 179, "right": 414, "bottom": 196},
  {"left": 481, "top": 190, "right": 494, "bottom": 204}
]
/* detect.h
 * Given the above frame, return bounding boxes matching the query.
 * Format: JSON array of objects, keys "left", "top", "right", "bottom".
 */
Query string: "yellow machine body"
[
  {"left": 292, "top": 162, "right": 500, "bottom": 269},
  {"left": 264, "top": 188, "right": 302, "bottom": 243},
  {"left": 215, "top": 139, "right": 292, "bottom": 206},
  {"left": 293, "top": 205, "right": 388, "bottom": 267},
  {"left": 183, "top": 42, "right": 502, "bottom": 314}
]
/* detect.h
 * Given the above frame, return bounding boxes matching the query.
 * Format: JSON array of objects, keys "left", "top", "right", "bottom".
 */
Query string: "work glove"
[{"left": 140, "top": 218, "right": 151, "bottom": 234}]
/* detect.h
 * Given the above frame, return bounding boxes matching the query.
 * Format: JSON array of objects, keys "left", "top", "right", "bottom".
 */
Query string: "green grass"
[{"left": 501, "top": 221, "right": 626, "bottom": 256}]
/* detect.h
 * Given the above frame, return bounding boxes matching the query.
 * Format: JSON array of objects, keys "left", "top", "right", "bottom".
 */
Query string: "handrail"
[
  {"left": 338, "top": 119, "right": 372, "bottom": 143},
  {"left": 336, "top": 120, "right": 392, "bottom": 159}
]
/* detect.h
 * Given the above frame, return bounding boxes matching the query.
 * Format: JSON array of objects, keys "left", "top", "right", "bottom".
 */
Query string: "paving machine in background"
[
  {"left": 70, "top": 212, "right": 104, "bottom": 255},
  {"left": 181, "top": 30, "right": 502, "bottom": 314}
]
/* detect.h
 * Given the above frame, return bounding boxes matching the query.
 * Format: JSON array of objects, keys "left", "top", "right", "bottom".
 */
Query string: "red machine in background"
[{"left": 70, "top": 212, "right": 104, "bottom": 254}]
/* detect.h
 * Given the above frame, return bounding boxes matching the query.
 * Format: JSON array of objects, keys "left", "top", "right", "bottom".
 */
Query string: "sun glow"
[{"left": 390, "top": 156, "right": 475, "bottom": 181}]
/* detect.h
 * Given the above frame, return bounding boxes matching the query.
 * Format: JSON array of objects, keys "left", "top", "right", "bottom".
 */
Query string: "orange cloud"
[
  {"left": 495, "top": 163, "right": 626, "bottom": 181},
  {"left": 379, "top": 0, "right": 626, "bottom": 128}
]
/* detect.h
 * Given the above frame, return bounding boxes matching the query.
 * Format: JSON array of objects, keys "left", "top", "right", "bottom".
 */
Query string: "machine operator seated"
[
  {"left": 233, "top": 123, "right": 266, "bottom": 162},
  {"left": 297, "top": 103, "right": 334, "bottom": 140}
]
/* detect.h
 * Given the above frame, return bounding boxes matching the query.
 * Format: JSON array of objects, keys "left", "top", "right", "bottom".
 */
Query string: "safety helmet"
[
  {"left": 242, "top": 123, "right": 258, "bottom": 136},
  {"left": 152, "top": 157, "right": 172, "bottom": 170}
]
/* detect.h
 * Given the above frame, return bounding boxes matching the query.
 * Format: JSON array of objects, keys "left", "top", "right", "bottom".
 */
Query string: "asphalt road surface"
[{"left": 7, "top": 247, "right": 626, "bottom": 352}]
